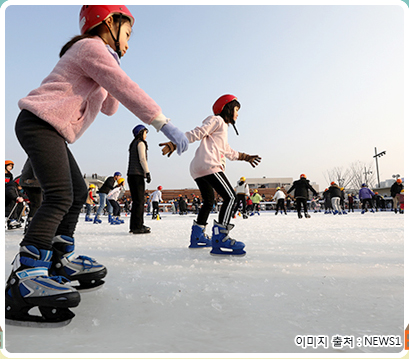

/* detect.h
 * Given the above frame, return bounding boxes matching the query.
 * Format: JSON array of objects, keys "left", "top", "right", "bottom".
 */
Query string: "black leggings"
[
  {"left": 15, "top": 110, "right": 87, "bottom": 250},
  {"left": 195, "top": 172, "right": 236, "bottom": 227},
  {"left": 128, "top": 174, "right": 145, "bottom": 231}
]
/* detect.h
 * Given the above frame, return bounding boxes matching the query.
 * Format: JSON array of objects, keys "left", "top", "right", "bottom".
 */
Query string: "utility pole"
[{"left": 373, "top": 147, "right": 386, "bottom": 188}]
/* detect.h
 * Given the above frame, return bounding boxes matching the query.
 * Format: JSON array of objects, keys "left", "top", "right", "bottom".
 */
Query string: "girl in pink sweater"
[
  {"left": 161, "top": 95, "right": 261, "bottom": 256},
  {"left": 6, "top": 5, "right": 188, "bottom": 327}
]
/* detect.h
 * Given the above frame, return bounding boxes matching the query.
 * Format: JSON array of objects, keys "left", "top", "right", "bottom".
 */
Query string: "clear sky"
[{"left": 2, "top": 1, "right": 406, "bottom": 191}]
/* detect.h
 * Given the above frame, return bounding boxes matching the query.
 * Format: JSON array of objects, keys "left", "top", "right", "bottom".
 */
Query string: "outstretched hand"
[
  {"left": 159, "top": 141, "right": 177, "bottom": 157},
  {"left": 247, "top": 155, "right": 262, "bottom": 168}
]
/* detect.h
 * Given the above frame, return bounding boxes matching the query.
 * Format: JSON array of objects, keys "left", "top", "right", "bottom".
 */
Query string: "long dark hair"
[
  {"left": 59, "top": 15, "right": 130, "bottom": 58},
  {"left": 219, "top": 99, "right": 241, "bottom": 125},
  {"left": 129, "top": 129, "right": 148, "bottom": 157}
]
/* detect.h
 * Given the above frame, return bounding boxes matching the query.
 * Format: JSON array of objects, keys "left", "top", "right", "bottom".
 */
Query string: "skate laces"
[
  {"left": 75, "top": 255, "right": 97, "bottom": 269},
  {"left": 221, "top": 235, "right": 236, "bottom": 245}
]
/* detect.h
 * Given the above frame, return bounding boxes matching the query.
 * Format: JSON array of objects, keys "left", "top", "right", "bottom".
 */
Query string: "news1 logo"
[{"left": 405, "top": 324, "right": 409, "bottom": 350}]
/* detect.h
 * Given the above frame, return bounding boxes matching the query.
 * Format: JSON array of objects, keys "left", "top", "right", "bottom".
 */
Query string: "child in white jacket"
[
  {"left": 107, "top": 178, "right": 126, "bottom": 224},
  {"left": 161, "top": 94, "right": 261, "bottom": 256}
]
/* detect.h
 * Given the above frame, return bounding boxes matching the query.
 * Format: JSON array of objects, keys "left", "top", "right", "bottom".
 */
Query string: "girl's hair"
[
  {"left": 219, "top": 99, "right": 241, "bottom": 125},
  {"left": 59, "top": 14, "right": 131, "bottom": 58},
  {"left": 129, "top": 128, "right": 148, "bottom": 153}
]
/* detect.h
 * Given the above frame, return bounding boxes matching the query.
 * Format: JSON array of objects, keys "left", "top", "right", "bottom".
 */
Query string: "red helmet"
[
  {"left": 300, "top": 174, "right": 306, "bottom": 179},
  {"left": 158, "top": 186, "right": 163, "bottom": 191},
  {"left": 397, "top": 179, "right": 402, "bottom": 184},
  {"left": 212, "top": 94, "right": 237, "bottom": 115},
  {"left": 79, "top": 5, "right": 135, "bottom": 35}
]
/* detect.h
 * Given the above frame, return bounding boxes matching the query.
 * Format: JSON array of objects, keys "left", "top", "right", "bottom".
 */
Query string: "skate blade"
[
  {"left": 74, "top": 280, "right": 105, "bottom": 293},
  {"left": 210, "top": 249, "right": 246, "bottom": 257},
  {"left": 188, "top": 243, "right": 212, "bottom": 249},
  {"left": 5, "top": 318, "right": 72, "bottom": 328}
]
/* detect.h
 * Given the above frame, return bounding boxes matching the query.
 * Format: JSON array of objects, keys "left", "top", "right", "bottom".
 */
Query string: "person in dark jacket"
[
  {"left": 5, "top": 178, "right": 25, "bottom": 229},
  {"left": 328, "top": 182, "right": 344, "bottom": 215},
  {"left": 94, "top": 171, "right": 122, "bottom": 223},
  {"left": 373, "top": 192, "right": 384, "bottom": 212},
  {"left": 178, "top": 195, "right": 188, "bottom": 215},
  {"left": 20, "top": 158, "right": 42, "bottom": 233},
  {"left": 287, "top": 174, "right": 318, "bottom": 218},
  {"left": 127, "top": 125, "right": 151, "bottom": 234},
  {"left": 390, "top": 178, "right": 403, "bottom": 213},
  {"left": 323, "top": 188, "right": 332, "bottom": 214},
  {"left": 347, "top": 193, "right": 355, "bottom": 212}
]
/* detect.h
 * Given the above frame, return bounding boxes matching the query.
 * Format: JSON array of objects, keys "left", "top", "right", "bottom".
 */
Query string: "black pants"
[
  {"left": 195, "top": 172, "right": 236, "bottom": 226},
  {"left": 15, "top": 110, "right": 87, "bottom": 250},
  {"left": 362, "top": 198, "right": 373, "bottom": 210},
  {"left": 233, "top": 194, "right": 247, "bottom": 215},
  {"left": 108, "top": 200, "right": 121, "bottom": 216},
  {"left": 152, "top": 201, "right": 159, "bottom": 218},
  {"left": 296, "top": 197, "right": 308, "bottom": 214},
  {"left": 128, "top": 175, "right": 145, "bottom": 231},
  {"left": 276, "top": 198, "right": 286, "bottom": 213}
]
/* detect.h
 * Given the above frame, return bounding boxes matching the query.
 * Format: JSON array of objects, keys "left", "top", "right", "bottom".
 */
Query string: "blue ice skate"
[
  {"left": 189, "top": 221, "right": 211, "bottom": 248},
  {"left": 85, "top": 215, "right": 93, "bottom": 222},
  {"left": 210, "top": 221, "right": 246, "bottom": 256},
  {"left": 5, "top": 245, "right": 80, "bottom": 327},
  {"left": 93, "top": 215, "right": 102, "bottom": 224},
  {"left": 51, "top": 235, "right": 107, "bottom": 291}
]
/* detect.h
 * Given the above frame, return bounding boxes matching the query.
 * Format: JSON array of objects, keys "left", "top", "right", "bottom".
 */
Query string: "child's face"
[
  {"left": 116, "top": 21, "right": 132, "bottom": 57},
  {"left": 233, "top": 106, "right": 239, "bottom": 122},
  {"left": 106, "top": 16, "right": 132, "bottom": 57}
]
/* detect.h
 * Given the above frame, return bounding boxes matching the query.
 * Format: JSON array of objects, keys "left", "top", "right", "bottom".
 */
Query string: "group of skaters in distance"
[
  {"left": 3, "top": 4, "right": 403, "bottom": 329},
  {"left": 232, "top": 175, "right": 404, "bottom": 219}
]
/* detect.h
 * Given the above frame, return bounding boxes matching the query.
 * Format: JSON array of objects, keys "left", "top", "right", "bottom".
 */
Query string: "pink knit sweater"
[
  {"left": 185, "top": 115, "right": 239, "bottom": 180},
  {"left": 18, "top": 37, "right": 167, "bottom": 144}
]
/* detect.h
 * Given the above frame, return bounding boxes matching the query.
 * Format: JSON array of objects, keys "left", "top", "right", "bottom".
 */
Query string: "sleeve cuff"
[{"left": 151, "top": 113, "right": 169, "bottom": 132}]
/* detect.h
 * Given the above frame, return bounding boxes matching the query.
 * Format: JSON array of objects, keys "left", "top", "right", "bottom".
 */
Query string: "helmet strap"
[
  {"left": 232, "top": 122, "right": 239, "bottom": 136},
  {"left": 103, "top": 13, "right": 123, "bottom": 59}
]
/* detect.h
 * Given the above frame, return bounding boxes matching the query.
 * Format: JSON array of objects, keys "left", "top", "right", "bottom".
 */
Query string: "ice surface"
[{"left": 3, "top": 210, "right": 405, "bottom": 355}]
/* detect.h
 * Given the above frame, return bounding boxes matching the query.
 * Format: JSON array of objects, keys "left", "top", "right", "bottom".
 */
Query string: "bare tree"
[
  {"left": 323, "top": 166, "right": 352, "bottom": 189},
  {"left": 348, "top": 161, "right": 377, "bottom": 190},
  {"left": 324, "top": 162, "right": 377, "bottom": 191}
]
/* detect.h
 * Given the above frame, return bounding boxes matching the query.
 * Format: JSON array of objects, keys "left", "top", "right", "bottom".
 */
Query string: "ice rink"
[{"left": 3, "top": 210, "right": 405, "bottom": 355}]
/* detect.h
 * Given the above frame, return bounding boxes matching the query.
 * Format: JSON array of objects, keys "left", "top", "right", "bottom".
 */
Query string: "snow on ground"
[{"left": 3, "top": 210, "right": 405, "bottom": 355}]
